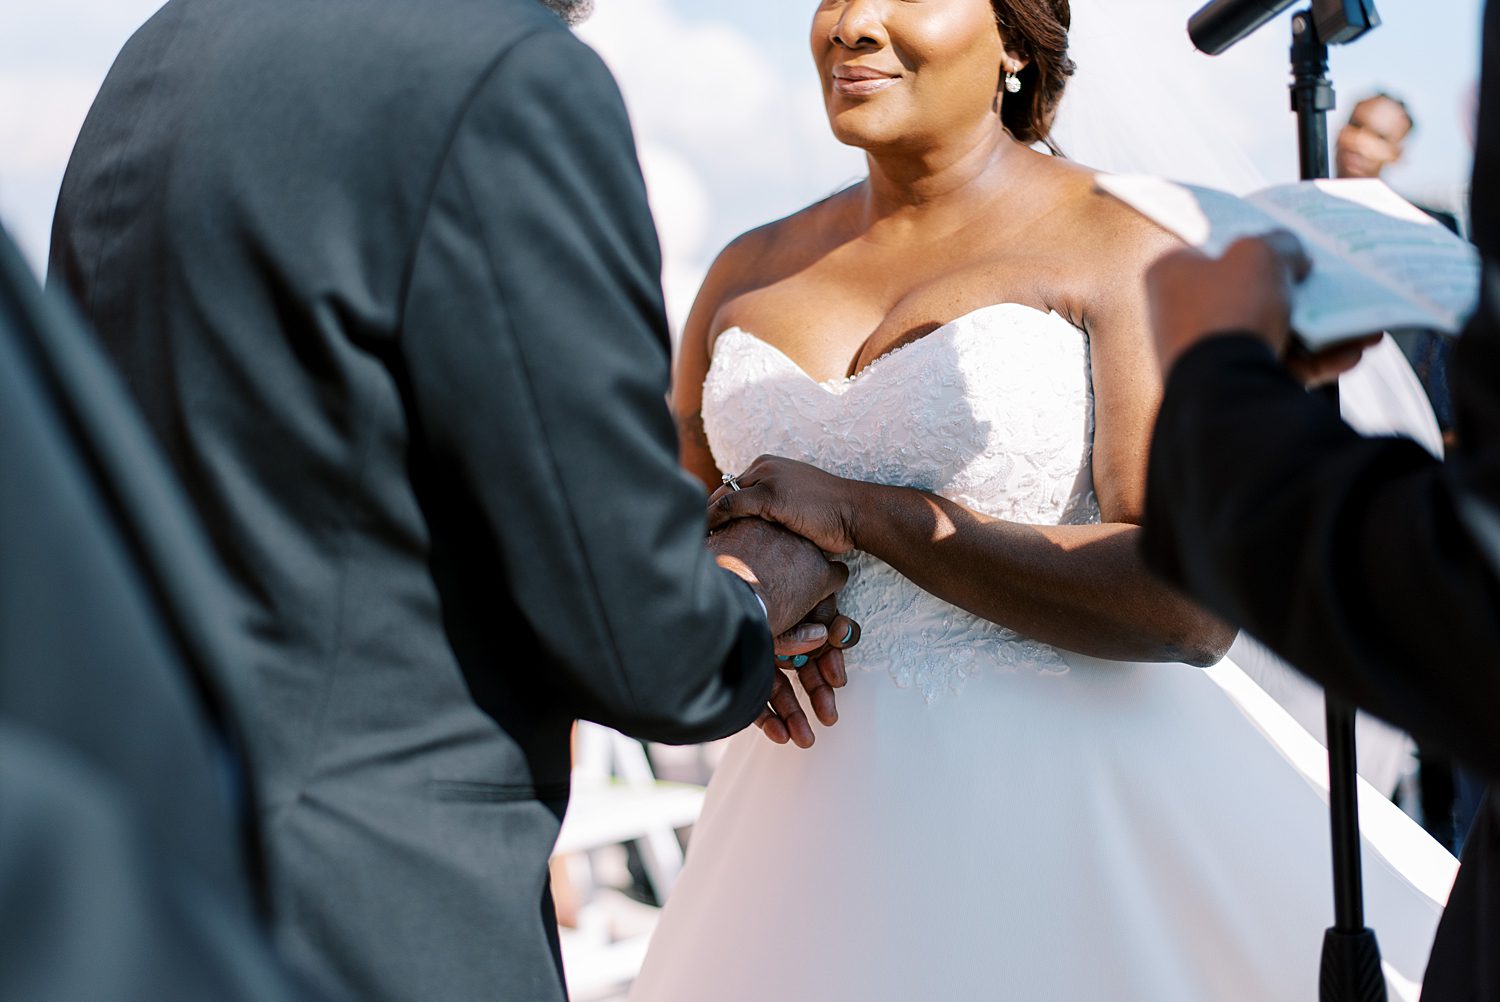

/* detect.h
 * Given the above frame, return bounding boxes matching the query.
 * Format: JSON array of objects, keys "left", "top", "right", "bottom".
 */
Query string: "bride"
[{"left": 630, "top": 0, "right": 1453, "bottom": 997}]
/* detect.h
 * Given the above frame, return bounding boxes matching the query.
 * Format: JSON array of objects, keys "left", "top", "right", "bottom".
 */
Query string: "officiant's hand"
[
  {"left": 759, "top": 594, "right": 862, "bottom": 748},
  {"left": 707, "top": 455, "right": 861, "bottom": 555},
  {"left": 1147, "top": 231, "right": 1379, "bottom": 387}
]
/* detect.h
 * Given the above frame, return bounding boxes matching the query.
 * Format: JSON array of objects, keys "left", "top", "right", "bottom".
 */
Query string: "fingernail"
[
  {"left": 796, "top": 624, "right": 828, "bottom": 644},
  {"left": 791, "top": 655, "right": 809, "bottom": 668},
  {"left": 840, "top": 624, "right": 855, "bottom": 645}
]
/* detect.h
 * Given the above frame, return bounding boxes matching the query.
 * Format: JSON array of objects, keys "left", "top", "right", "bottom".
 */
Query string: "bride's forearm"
[{"left": 849, "top": 482, "right": 1233, "bottom": 666}]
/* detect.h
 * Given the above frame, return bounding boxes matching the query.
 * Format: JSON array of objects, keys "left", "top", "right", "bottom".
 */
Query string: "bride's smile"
[
  {"left": 829, "top": 63, "right": 902, "bottom": 96},
  {"left": 815, "top": 0, "right": 1020, "bottom": 150}
]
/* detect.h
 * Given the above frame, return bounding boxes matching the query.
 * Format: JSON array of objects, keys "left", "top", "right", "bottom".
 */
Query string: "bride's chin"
[{"left": 826, "top": 114, "right": 905, "bottom": 152}]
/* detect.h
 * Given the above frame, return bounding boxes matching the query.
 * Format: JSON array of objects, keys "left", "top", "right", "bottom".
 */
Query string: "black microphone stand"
[{"left": 1289, "top": 7, "right": 1386, "bottom": 1000}]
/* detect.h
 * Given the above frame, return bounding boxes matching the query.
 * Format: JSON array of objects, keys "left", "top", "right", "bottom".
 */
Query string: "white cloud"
[
  {"left": 636, "top": 141, "right": 712, "bottom": 336},
  {"left": 0, "top": 0, "right": 168, "bottom": 274}
]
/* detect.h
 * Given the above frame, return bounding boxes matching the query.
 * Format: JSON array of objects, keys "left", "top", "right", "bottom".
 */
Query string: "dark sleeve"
[
  {"left": 1140, "top": 326, "right": 1500, "bottom": 779},
  {"left": 0, "top": 728, "right": 307, "bottom": 1002},
  {"left": 396, "top": 29, "right": 772, "bottom": 744}
]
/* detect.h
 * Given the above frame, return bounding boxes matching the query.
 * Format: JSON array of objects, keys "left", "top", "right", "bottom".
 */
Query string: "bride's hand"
[
  {"left": 758, "top": 595, "right": 862, "bottom": 748},
  {"left": 708, "top": 456, "right": 862, "bottom": 554}
]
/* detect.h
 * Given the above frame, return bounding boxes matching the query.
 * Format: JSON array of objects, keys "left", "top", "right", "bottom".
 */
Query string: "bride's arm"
[{"left": 710, "top": 212, "right": 1235, "bottom": 667}]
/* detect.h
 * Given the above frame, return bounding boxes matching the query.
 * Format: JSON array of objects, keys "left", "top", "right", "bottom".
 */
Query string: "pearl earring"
[{"left": 1004, "top": 71, "right": 1022, "bottom": 94}]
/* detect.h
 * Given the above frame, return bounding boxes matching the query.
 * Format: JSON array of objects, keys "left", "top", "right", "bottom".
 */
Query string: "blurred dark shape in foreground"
[{"left": 0, "top": 224, "right": 303, "bottom": 1001}]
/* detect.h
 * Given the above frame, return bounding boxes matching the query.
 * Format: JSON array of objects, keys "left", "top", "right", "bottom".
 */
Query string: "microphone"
[{"left": 1188, "top": 0, "right": 1299, "bottom": 55}]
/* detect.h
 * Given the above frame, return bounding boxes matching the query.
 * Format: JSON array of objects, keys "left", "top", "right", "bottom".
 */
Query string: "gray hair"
[{"left": 537, "top": 0, "right": 594, "bottom": 26}]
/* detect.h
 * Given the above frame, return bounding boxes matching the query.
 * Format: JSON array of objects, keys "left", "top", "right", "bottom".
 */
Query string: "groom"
[{"left": 49, "top": 0, "right": 846, "bottom": 999}]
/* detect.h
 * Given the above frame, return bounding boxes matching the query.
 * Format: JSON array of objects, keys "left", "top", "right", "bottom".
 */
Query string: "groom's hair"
[
  {"left": 535, "top": 0, "right": 593, "bottom": 27},
  {"left": 990, "top": 0, "right": 1076, "bottom": 148}
]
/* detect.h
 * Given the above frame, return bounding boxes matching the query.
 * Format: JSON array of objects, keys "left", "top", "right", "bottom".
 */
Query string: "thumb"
[
  {"left": 775, "top": 622, "right": 829, "bottom": 656},
  {"left": 1260, "top": 229, "right": 1313, "bottom": 283},
  {"left": 823, "top": 560, "right": 850, "bottom": 593}
]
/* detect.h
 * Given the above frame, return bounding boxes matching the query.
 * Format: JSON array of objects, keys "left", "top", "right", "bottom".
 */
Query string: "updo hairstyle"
[{"left": 990, "top": 0, "right": 1075, "bottom": 146}]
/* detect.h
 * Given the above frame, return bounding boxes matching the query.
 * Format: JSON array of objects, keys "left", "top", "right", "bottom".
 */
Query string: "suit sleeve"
[
  {"left": 396, "top": 29, "right": 772, "bottom": 743},
  {"left": 1140, "top": 308, "right": 1500, "bottom": 778}
]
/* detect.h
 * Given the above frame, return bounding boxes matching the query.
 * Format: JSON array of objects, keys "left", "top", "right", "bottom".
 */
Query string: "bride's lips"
[{"left": 831, "top": 64, "right": 901, "bottom": 96}]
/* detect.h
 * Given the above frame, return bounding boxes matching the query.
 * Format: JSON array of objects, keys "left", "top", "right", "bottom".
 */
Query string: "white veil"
[{"left": 1047, "top": 0, "right": 1269, "bottom": 194}]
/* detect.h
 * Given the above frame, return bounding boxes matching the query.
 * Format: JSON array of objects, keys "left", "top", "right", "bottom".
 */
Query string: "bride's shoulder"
[
  {"left": 1052, "top": 164, "right": 1183, "bottom": 272},
  {"left": 716, "top": 186, "right": 856, "bottom": 278},
  {"left": 1015, "top": 153, "right": 1180, "bottom": 262},
  {"left": 694, "top": 186, "right": 860, "bottom": 342},
  {"left": 1017, "top": 157, "right": 1183, "bottom": 330}
]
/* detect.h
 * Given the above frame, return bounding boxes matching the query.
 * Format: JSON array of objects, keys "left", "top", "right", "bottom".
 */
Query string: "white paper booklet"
[{"left": 1098, "top": 174, "right": 1481, "bottom": 349}]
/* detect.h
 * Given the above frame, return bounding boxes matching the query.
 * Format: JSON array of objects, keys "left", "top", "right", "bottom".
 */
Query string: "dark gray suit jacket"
[
  {"left": 0, "top": 225, "right": 300, "bottom": 1000},
  {"left": 1141, "top": 2, "right": 1500, "bottom": 995},
  {"left": 50, "top": 2, "right": 774, "bottom": 998}
]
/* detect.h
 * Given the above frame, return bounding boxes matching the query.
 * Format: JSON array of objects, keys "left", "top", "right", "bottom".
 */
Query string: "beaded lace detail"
[{"left": 703, "top": 303, "right": 1100, "bottom": 703}]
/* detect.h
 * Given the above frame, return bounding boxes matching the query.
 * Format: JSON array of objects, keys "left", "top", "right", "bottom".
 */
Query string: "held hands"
[
  {"left": 706, "top": 515, "right": 848, "bottom": 635},
  {"left": 761, "top": 595, "right": 862, "bottom": 748},
  {"left": 1146, "top": 231, "right": 1382, "bottom": 387},
  {"left": 708, "top": 456, "right": 861, "bottom": 555},
  {"left": 706, "top": 459, "right": 865, "bottom": 748}
]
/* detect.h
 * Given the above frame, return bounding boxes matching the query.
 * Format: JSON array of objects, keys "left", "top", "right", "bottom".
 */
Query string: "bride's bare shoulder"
[
  {"left": 1063, "top": 164, "right": 1183, "bottom": 269},
  {"left": 997, "top": 155, "right": 1181, "bottom": 336},
  {"left": 694, "top": 185, "right": 860, "bottom": 341}
]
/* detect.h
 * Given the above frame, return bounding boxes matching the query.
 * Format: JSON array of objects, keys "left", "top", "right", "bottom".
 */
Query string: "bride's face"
[{"left": 811, "top": 0, "right": 1012, "bottom": 151}]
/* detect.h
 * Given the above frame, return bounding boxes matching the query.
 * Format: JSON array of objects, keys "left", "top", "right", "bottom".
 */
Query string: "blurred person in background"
[{"left": 1335, "top": 91, "right": 1418, "bottom": 184}]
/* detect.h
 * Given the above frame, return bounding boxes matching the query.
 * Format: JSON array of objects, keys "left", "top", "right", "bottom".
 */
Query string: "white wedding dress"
[{"left": 630, "top": 303, "right": 1457, "bottom": 1001}]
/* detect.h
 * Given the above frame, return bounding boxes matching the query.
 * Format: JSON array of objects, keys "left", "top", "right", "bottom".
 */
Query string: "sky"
[{"left": 0, "top": 0, "right": 1485, "bottom": 328}]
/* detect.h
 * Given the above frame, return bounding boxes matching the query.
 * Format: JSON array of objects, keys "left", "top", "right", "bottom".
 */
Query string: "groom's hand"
[
  {"left": 706, "top": 518, "right": 857, "bottom": 749},
  {"left": 707, "top": 517, "right": 847, "bottom": 637}
]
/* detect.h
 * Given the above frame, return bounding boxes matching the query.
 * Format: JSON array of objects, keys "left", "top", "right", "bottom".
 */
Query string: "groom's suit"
[
  {"left": 1141, "top": 2, "right": 1500, "bottom": 997},
  {"left": 50, "top": 1, "right": 775, "bottom": 999}
]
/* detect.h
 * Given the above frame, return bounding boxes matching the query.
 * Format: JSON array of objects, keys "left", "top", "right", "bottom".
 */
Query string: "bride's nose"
[{"left": 829, "top": 0, "right": 887, "bottom": 50}]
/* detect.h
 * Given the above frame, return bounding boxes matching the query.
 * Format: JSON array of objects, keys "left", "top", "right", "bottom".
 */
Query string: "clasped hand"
[{"left": 706, "top": 457, "right": 865, "bottom": 748}]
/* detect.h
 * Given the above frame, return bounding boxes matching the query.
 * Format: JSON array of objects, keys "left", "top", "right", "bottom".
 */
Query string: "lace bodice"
[{"left": 703, "top": 303, "right": 1100, "bottom": 702}]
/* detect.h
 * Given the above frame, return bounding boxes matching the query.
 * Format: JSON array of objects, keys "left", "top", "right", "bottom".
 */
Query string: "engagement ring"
[{"left": 721, "top": 472, "right": 743, "bottom": 492}]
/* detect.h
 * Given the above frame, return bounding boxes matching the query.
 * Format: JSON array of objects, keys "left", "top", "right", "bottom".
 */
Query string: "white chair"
[{"left": 554, "top": 724, "right": 706, "bottom": 1000}]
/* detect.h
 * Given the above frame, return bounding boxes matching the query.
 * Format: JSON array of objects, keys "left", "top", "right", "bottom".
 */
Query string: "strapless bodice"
[{"left": 702, "top": 303, "right": 1100, "bottom": 701}]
